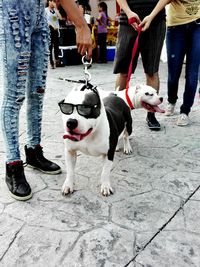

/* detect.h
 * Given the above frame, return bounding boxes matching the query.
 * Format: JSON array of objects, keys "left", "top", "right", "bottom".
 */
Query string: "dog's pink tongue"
[
  {"left": 74, "top": 134, "right": 82, "bottom": 141},
  {"left": 63, "top": 128, "right": 93, "bottom": 141},
  {"left": 154, "top": 106, "right": 165, "bottom": 113},
  {"left": 63, "top": 133, "right": 82, "bottom": 141}
]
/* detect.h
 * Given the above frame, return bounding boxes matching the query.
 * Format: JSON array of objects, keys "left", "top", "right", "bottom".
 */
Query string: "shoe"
[
  {"left": 146, "top": 112, "right": 161, "bottom": 131},
  {"left": 25, "top": 145, "right": 62, "bottom": 174},
  {"left": 165, "top": 102, "right": 175, "bottom": 116},
  {"left": 176, "top": 113, "right": 189, "bottom": 126},
  {"left": 6, "top": 160, "right": 32, "bottom": 201},
  {"left": 50, "top": 64, "right": 55, "bottom": 69}
]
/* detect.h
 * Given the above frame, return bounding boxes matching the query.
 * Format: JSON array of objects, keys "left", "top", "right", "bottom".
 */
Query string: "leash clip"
[{"left": 82, "top": 54, "right": 92, "bottom": 86}]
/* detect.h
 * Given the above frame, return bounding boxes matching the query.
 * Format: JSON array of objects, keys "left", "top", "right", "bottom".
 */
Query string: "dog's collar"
[
  {"left": 125, "top": 88, "right": 134, "bottom": 110},
  {"left": 63, "top": 128, "right": 93, "bottom": 142}
]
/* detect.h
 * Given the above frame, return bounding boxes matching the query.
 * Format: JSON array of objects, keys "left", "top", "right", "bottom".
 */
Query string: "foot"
[
  {"left": 165, "top": 102, "right": 175, "bottom": 116},
  {"left": 25, "top": 145, "right": 62, "bottom": 174},
  {"left": 176, "top": 113, "right": 189, "bottom": 126},
  {"left": 101, "top": 182, "right": 114, "bottom": 196},
  {"left": 146, "top": 112, "right": 161, "bottom": 131},
  {"left": 61, "top": 179, "right": 74, "bottom": 196},
  {"left": 6, "top": 161, "right": 32, "bottom": 201}
]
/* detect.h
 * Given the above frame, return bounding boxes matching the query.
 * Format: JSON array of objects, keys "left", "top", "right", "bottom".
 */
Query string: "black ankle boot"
[
  {"left": 6, "top": 161, "right": 32, "bottom": 201},
  {"left": 146, "top": 112, "right": 161, "bottom": 131},
  {"left": 25, "top": 145, "right": 61, "bottom": 174}
]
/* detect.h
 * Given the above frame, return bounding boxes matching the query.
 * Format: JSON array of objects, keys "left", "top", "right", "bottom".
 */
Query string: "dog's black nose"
[
  {"left": 159, "top": 97, "right": 163, "bottom": 103},
  {"left": 67, "top": 119, "right": 78, "bottom": 130}
]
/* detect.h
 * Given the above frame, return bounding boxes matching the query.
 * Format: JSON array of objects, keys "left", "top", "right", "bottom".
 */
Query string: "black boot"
[
  {"left": 25, "top": 145, "right": 61, "bottom": 174},
  {"left": 146, "top": 112, "right": 161, "bottom": 131},
  {"left": 6, "top": 161, "right": 32, "bottom": 201}
]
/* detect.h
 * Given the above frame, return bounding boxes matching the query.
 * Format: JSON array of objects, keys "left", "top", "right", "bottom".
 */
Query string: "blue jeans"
[
  {"left": 0, "top": 0, "right": 49, "bottom": 162},
  {"left": 166, "top": 20, "right": 200, "bottom": 115}
]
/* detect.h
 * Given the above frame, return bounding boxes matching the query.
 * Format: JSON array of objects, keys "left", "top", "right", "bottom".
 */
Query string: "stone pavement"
[{"left": 0, "top": 60, "right": 200, "bottom": 267}]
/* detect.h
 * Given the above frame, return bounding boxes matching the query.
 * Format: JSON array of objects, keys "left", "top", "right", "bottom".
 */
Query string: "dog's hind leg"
[
  {"left": 62, "top": 150, "right": 77, "bottom": 195},
  {"left": 123, "top": 128, "right": 132, "bottom": 155},
  {"left": 100, "top": 156, "right": 114, "bottom": 196}
]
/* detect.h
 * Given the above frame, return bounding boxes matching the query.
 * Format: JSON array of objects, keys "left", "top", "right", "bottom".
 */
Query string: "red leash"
[{"left": 125, "top": 17, "right": 142, "bottom": 110}]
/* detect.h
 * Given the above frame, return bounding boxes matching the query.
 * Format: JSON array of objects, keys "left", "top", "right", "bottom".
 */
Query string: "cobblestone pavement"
[{"left": 0, "top": 60, "right": 200, "bottom": 267}]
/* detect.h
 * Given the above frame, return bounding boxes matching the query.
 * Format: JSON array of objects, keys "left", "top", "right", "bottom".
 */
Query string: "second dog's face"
[
  {"left": 59, "top": 85, "right": 102, "bottom": 141},
  {"left": 135, "top": 85, "right": 164, "bottom": 112}
]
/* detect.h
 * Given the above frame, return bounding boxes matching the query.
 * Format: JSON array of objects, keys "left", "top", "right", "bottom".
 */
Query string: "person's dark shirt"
[{"left": 120, "top": 0, "right": 166, "bottom": 25}]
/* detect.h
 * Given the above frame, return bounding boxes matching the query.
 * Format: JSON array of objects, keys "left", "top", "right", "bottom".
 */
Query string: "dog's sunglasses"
[{"left": 58, "top": 100, "right": 97, "bottom": 117}]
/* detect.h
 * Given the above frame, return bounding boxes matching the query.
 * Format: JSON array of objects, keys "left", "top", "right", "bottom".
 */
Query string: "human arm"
[
  {"left": 60, "top": 0, "right": 92, "bottom": 58},
  {"left": 140, "top": 0, "right": 171, "bottom": 31},
  {"left": 116, "top": 0, "right": 141, "bottom": 30},
  {"left": 96, "top": 12, "right": 104, "bottom": 26}
]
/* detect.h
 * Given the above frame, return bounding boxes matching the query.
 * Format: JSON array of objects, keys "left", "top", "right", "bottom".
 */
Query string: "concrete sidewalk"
[{"left": 0, "top": 60, "right": 200, "bottom": 267}]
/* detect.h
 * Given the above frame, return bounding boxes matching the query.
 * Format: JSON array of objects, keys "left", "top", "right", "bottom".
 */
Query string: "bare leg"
[
  {"left": 115, "top": 73, "right": 128, "bottom": 90},
  {"left": 146, "top": 72, "right": 159, "bottom": 92}
]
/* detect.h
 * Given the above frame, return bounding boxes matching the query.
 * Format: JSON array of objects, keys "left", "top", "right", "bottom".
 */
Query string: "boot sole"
[
  {"left": 26, "top": 164, "right": 62, "bottom": 175},
  {"left": 146, "top": 120, "right": 161, "bottom": 131},
  {"left": 9, "top": 191, "right": 32, "bottom": 201}
]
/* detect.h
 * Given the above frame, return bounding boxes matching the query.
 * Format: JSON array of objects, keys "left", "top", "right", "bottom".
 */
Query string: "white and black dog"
[
  {"left": 99, "top": 84, "right": 165, "bottom": 113},
  {"left": 59, "top": 83, "right": 133, "bottom": 196}
]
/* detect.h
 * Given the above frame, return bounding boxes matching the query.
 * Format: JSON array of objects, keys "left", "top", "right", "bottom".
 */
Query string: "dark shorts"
[{"left": 113, "top": 20, "right": 166, "bottom": 75}]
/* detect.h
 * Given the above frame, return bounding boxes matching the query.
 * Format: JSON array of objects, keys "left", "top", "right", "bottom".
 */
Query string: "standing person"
[
  {"left": 141, "top": 0, "right": 200, "bottom": 126},
  {"left": 113, "top": 0, "right": 166, "bottom": 131},
  {"left": 0, "top": 0, "right": 92, "bottom": 201},
  {"left": 97, "top": 1, "right": 109, "bottom": 63},
  {"left": 77, "top": 0, "right": 92, "bottom": 28},
  {"left": 45, "top": 0, "right": 62, "bottom": 69}
]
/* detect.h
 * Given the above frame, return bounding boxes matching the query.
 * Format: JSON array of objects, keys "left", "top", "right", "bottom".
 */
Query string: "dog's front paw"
[
  {"left": 101, "top": 182, "right": 114, "bottom": 196},
  {"left": 61, "top": 180, "right": 74, "bottom": 196}
]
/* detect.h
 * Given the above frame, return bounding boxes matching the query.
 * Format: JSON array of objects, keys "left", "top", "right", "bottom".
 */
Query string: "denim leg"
[
  {"left": 0, "top": 0, "right": 48, "bottom": 162},
  {"left": 0, "top": 1, "right": 32, "bottom": 162},
  {"left": 180, "top": 22, "right": 200, "bottom": 115},
  {"left": 166, "top": 25, "right": 186, "bottom": 104},
  {"left": 49, "top": 26, "right": 54, "bottom": 66},
  {"left": 26, "top": 2, "right": 49, "bottom": 148}
]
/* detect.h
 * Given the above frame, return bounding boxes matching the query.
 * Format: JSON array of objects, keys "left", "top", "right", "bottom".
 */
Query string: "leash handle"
[
  {"left": 82, "top": 54, "right": 92, "bottom": 85},
  {"left": 128, "top": 17, "right": 137, "bottom": 25}
]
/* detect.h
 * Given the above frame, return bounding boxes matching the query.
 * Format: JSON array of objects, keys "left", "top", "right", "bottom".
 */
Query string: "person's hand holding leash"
[
  {"left": 139, "top": 15, "right": 154, "bottom": 31},
  {"left": 127, "top": 12, "right": 141, "bottom": 31},
  {"left": 76, "top": 25, "right": 92, "bottom": 58}
]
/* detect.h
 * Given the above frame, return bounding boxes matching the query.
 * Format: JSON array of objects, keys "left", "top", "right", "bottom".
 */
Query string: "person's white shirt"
[{"left": 45, "top": 7, "right": 60, "bottom": 29}]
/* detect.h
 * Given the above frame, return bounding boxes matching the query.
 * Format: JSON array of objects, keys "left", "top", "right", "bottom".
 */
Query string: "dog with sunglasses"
[{"left": 58, "top": 83, "right": 132, "bottom": 196}]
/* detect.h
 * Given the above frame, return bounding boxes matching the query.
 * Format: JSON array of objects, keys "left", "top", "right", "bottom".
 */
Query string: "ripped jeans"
[{"left": 0, "top": 0, "right": 49, "bottom": 162}]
